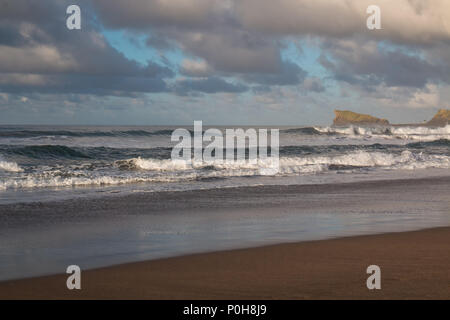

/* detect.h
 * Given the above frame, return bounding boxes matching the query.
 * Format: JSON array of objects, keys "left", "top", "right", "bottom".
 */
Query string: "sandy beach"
[
  {"left": 0, "top": 177, "right": 450, "bottom": 299},
  {"left": 1, "top": 176, "right": 449, "bottom": 299},
  {"left": 0, "top": 226, "right": 449, "bottom": 299}
]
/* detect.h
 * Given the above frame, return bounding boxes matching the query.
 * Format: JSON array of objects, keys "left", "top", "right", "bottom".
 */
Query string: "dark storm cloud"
[
  {"left": 170, "top": 28, "right": 282, "bottom": 74},
  {"left": 0, "top": 0, "right": 174, "bottom": 95},
  {"left": 92, "top": 0, "right": 283, "bottom": 75},
  {"left": 90, "top": 0, "right": 450, "bottom": 89},
  {"left": 319, "top": 39, "right": 448, "bottom": 89},
  {"left": 93, "top": 0, "right": 450, "bottom": 46},
  {"left": 1, "top": 0, "right": 450, "bottom": 99},
  {"left": 0, "top": 22, "right": 27, "bottom": 46}
]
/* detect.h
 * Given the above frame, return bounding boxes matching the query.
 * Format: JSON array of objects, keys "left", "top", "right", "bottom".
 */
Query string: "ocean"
[
  {"left": 0, "top": 124, "right": 449, "bottom": 204},
  {"left": 0, "top": 124, "right": 449, "bottom": 280}
]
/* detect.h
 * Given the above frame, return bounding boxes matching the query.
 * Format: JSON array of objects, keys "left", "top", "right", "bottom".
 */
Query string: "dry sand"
[{"left": 1, "top": 226, "right": 449, "bottom": 300}]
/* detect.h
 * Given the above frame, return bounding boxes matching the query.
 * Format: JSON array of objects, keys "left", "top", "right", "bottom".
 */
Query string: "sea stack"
[
  {"left": 426, "top": 109, "right": 450, "bottom": 126},
  {"left": 333, "top": 110, "right": 390, "bottom": 126}
]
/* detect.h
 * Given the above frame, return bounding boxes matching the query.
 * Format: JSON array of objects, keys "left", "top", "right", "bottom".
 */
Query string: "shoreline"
[
  {"left": 0, "top": 226, "right": 449, "bottom": 299},
  {"left": 2, "top": 175, "right": 450, "bottom": 216},
  {"left": 1, "top": 175, "right": 450, "bottom": 284}
]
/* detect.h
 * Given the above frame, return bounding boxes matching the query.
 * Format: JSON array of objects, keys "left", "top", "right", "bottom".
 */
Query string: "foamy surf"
[
  {"left": 0, "top": 174, "right": 196, "bottom": 190},
  {"left": 117, "top": 150, "right": 450, "bottom": 174},
  {"left": 313, "top": 124, "right": 450, "bottom": 141},
  {"left": 0, "top": 159, "right": 22, "bottom": 172},
  {"left": 0, "top": 125, "right": 449, "bottom": 196},
  {"left": 2, "top": 150, "right": 449, "bottom": 191}
]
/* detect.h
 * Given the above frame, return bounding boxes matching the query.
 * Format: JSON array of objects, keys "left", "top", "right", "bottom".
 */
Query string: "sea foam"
[
  {"left": 313, "top": 124, "right": 450, "bottom": 141},
  {"left": 0, "top": 159, "right": 23, "bottom": 172},
  {"left": 2, "top": 149, "right": 450, "bottom": 191}
]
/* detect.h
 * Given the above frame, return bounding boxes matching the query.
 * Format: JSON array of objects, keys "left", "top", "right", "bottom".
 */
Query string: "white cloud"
[
  {"left": 235, "top": 0, "right": 450, "bottom": 44},
  {"left": 0, "top": 45, "right": 77, "bottom": 74},
  {"left": 180, "top": 59, "right": 212, "bottom": 77}
]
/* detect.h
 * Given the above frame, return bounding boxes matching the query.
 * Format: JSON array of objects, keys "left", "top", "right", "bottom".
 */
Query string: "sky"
[{"left": 0, "top": 0, "right": 450, "bottom": 125}]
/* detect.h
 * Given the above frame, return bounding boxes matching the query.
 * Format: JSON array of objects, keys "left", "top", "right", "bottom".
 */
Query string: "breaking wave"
[
  {"left": 0, "top": 174, "right": 191, "bottom": 191},
  {"left": 1, "top": 139, "right": 447, "bottom": 163},
  {"left": 0, "top": 159, "right": 22, "bottom": 172},
  {"left": 117, "top": 150, "right": 450, "bottom": 174},
  {"left": 312, "top": 124, "right": 450, "bottom": 141},
  {"left": 1, "top": 150, "right": 449, "bottom": 191},
  {"left": 4, "top": 125, "right": 448, "bottom": 140},
  {"left": 1, "top": 122, "right": 449, "bottom": 193},
  {"left": 281, "top": 127, "right": 324, "bottom": 135}
]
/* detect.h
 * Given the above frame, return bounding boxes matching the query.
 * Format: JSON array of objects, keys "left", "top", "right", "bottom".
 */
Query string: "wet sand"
[
  {"left": 1, "top": 176, "right": 449, "bottom": 299},
  {"left": 0, "top": 226, "right": 449, "bottom": 299}
]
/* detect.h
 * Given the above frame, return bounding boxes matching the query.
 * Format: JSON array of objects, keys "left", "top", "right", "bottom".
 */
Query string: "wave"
[
  {"left": 2, "top": 125, "right": 449, "bottom": 141},
  {"left": 309, "top": 124, "right": 450, "bottom": 142},
  {"left": 313, "top": 126, "right": 391, "bottom": 136},
  {"left": 117, "top": 150, "right": 450, "bottom": 173},
  {"left": 391, "top": 125, "right": 450, "bottom": 135},
  {"left": 2, "top": 145, "right": 91, "bottom": 159},
  {"left": 283, "top": 140, "right": 449, "bottom": 155},
  {"left": 0, "top": 159, "right": 22, "bottom": 172},
  {"left": 0, "top": 145, "right": 174, "bottom": 160},
  {"left": 281, "top": 127, "right": 324, "bottom": 135},
  {"left": 0, "top": 129, "right": 176, "bottom": 138},
  {"left": 406, "top": 139, "right": 450, "bottom": 148},
  {"left": 278, "top": 151, "right": 449, "bottom": 173},
  {"left": 313, "top": 124, "right": 450, "bottom": 136},
  {"left": 1, "top": 139, "right": 447, "bottom": 167},
  {"left": 115, "top": 158, "right": 193, "bottom": 171},
  {"left": 0, "top": 175, "right": 194, "bottom": 191},
  {"left": 1, "top": 150, "right": 449, "bottom": 191},
  {"left": 281, "top": 150, "right": 450, "bottom": 171}
]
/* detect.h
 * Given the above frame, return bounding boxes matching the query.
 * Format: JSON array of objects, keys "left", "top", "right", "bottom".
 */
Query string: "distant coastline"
[{"left": 333, "top": 109, "right": 450, "bottom": 127}]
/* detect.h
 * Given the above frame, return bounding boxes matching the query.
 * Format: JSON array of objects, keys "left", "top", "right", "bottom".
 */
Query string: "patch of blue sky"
[
  {"left": 102, "top": 29, "right": 183, "bottom": 71},
  {"left": 281, "top": 39, "right": 343, "bottom": 98},
  {"left": 377, "top": 41, "right": 425, "bottom": 59},
  {"left": 281, "top": 40, "right": 328, "bottom": 79}
]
